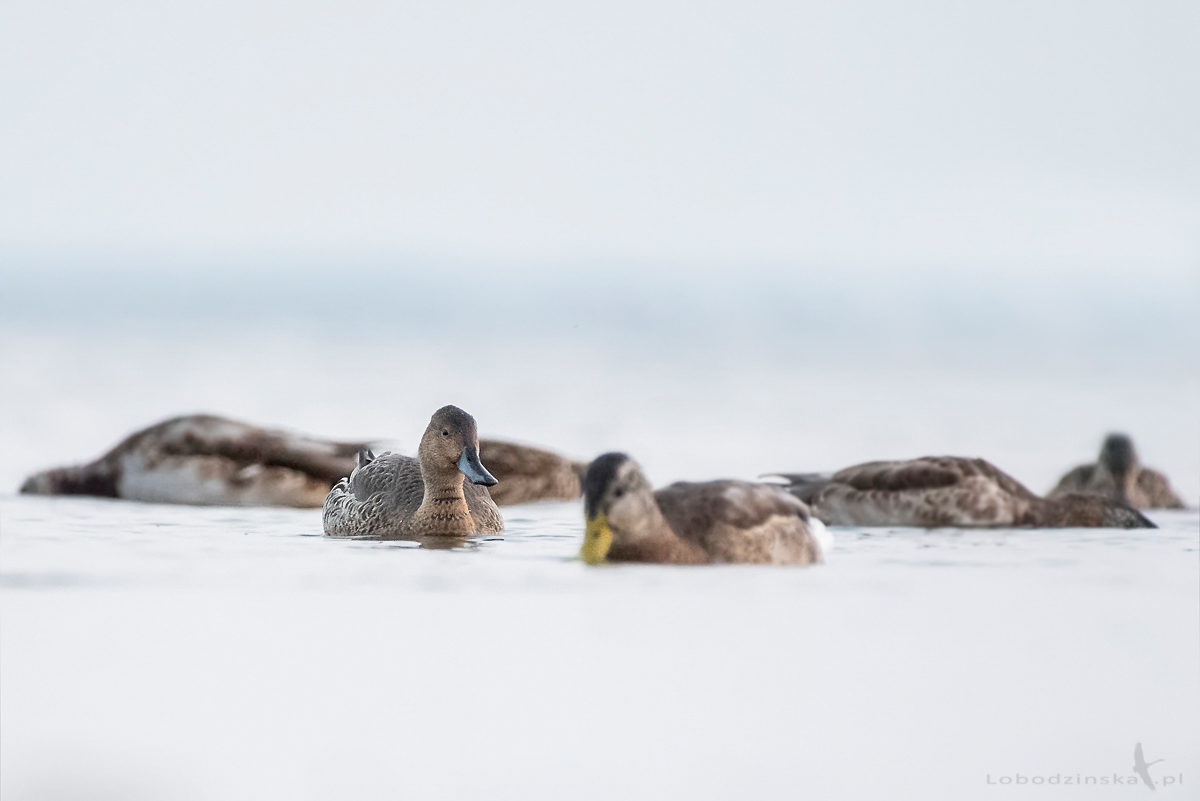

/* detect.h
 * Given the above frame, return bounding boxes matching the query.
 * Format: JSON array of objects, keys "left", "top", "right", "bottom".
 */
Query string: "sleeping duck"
[
  {"left": 20, "top": 413, "right": 585, "bottom": 508},
  {"left": 579, "top": 452, "right": 828, "bottom": 565},
  {"left": 1049, "top": 433, "right": 1185, "bottom": 510},
  {"left": 19, "top": 414, "right": 363, "bottom": 507},
  {"left": 769, "top": 456, "right": 1155, "bottom": 528},
  {"left": 322, "top": 405, "right": 504, "bottom": 538}
]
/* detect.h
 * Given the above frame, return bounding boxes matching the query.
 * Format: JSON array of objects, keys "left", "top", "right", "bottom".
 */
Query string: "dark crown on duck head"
[
  {"left": 582, "top": 452, "right": 632, "bottom": 517},
  {"left": 1100, "top": 433, "right": 1137, "bottom": 474},
  {"left": 431, "top": 405, "right": 477, "bottom": 434}
]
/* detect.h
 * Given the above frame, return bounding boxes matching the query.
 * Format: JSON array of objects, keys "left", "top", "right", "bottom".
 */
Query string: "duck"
[
  {"left": 322, "top": 405, "right": 504, "bottom": 538},
  {"left": 477, "top": 439, "right": 586, "bottom": 505},
  {"left": 19, "top": 413, "right": 588, "bottom": 508},
  {"left": 1049, "top": 433, "right": 1185, "bottom": 509},
  {"left": 768, "top": 456, "right": 1155, "bottom": 528},
  {"left": 19, "top": 414, "right": 364, "bottom": 507},
  {"left": 579, "top": 452, "right": 828, "bottom": 565}
]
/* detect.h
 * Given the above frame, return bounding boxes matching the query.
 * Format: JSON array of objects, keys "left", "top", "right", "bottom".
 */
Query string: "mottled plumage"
[
  {"left": 478, "top": 440, "right": 586, "bottom": 505},
  {"left": 1049, "top": 434, "right": 1185, "bottom": 509},
  {"left": 580, "top": 453, "right": 827, "bottom": 565},
  {"left": 771, "top": 456, "right": 1155, "bottom": 529},
  {"left": 19, "top": 414, "right": 363, "bottom": 507},
  {"left": 322, "top": 405, "right": 504, "bottom": 539}
]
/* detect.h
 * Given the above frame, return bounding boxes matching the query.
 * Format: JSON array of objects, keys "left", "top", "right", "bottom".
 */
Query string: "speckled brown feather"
[
  {"left": 19, "top": 414, "right": 365, "bottom": 507},
  {"left": 323, "top": 452, "right": 503, "bottom": 538},
  {"left": 651, "top": 481, "right": 822, "bottom": 564},
  {"left": 322, "top": 406, "right": 505, "bottom": 539},
  {"left": 779, "top": 456, "right": 1154, "bottom": 529},
  {"left": 1050, "top": 462, "right": 1185, "bottom": 510}
]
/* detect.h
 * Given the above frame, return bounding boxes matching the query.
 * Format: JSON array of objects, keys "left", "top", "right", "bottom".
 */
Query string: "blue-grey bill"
[{"left": 458, "top": 448, "right": 498, "bottom": 486}]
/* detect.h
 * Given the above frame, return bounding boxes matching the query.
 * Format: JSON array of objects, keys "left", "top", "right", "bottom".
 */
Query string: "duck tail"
[
  {"left": 321, "top": 477, "right": 354, "bottom": 535},
  {"left": 762, "top": 472, "right": 833, "bottom": 504}
]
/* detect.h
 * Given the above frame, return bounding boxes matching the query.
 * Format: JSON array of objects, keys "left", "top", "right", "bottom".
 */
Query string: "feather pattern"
[
  {"left": 322, "top": 452, "right": 502, "bottom": 537},
  {"left": 772, "top": 456, "right": 1155, "bottom": 529},
  {"left": 19, "top": 414, "right": 365, "bottom": 507},
  {"left": 1049, "top": 434, "right": 1186, "bottom": 509},
  {"left": 322, "top": 406, "right": 505, "bottom": 539}
]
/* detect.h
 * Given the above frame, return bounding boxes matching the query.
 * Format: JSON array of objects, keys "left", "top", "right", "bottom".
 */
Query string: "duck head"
[
  {"left": 580, "top": 452, "right": 658, "bottom": 564},
  {"left": 1099, "top": 433, "right": 1140, "bottom": 504},
  {"left": 1100, "top": 433, "right": 1137, "bottom": 474},
  {"left": 418, "top": 405, "right": 498, "bottom": 487}
]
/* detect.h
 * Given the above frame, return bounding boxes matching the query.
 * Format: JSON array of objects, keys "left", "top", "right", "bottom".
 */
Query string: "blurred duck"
[
  {"left": 580, "top": 452, "right": 829, "bottom": 565},
  {"left": 20, "top": 413, "right": 584, "bottom": 508},
  {"left": 323, "top": 405, "right": 504, "bottom": 538},
  {"left": 19, "top": 414, "right": 363, "bottom": 507},
  {"left": 1049, "top": 433, "right": 1185, "bottom": 510},
  {"left": 769, "top": 456, "right": 1155, "bottom": 529},
  {"left": 477, "top": 439, "right": 586, "bottom": 505}
]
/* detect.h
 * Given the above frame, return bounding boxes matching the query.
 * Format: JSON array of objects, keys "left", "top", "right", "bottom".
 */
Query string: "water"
[
  {"left": 1, "top": 316, "right": 1198, "bottom": 800},
  {"left": 2, "top": 496, "right": 1197, "bottom": 800}
]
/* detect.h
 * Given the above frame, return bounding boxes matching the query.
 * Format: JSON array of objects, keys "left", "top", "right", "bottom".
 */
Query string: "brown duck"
[
  {"left": 580, "top": 452, "right": 828, "bottom": 565},
  {"left": 770, "top": 456, "right": 1155, "bottom": 528},
  {"left": 322, "top": 405, "right": 504, "bottom": 538},
  {"left": 478, "top": 439, "right": 586, "bottom": 505},
  {"left": 19, "top": 414, "right": 363, "bottom": 507},
  {"left": 20, "top": 414, "right": 585, "bottom": 508},
  {"left": 1049, "top": 433, "right": 1185, "bottom": 510}
]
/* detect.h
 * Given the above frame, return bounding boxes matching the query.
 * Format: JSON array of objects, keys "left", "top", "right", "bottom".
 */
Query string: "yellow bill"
[{"left": 581, "top": 514, "right": 614, "bottom": 565}]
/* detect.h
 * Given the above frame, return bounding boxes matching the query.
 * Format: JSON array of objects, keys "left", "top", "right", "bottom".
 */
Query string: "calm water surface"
[
  {"left": 2, "top": 324, "right": 1197, "bottom": 800},
  {"left": 1, "top": 493, "right": 1196, "bottom": 800}
]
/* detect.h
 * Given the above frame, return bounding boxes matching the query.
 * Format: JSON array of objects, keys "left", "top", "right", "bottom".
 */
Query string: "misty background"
[{"left": 1, "top": 0, "right": 1197, "bottom": 493}]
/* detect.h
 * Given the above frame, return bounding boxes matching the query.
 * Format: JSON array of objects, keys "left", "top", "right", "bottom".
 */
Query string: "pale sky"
[{"left": 2, "top": 0, "right": 1197, "bottom": 279}]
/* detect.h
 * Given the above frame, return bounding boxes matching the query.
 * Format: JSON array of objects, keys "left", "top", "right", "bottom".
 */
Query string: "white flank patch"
[{"left": 809, "top": 517, "right": 834, "bottom": 556}]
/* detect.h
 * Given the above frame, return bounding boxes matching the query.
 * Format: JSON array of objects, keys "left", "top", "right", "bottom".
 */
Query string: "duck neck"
[
  {"left": 414, "top": 463, "right": 475, "bottom": 535},
  {"left": 1109, "top": 468, "right": 1136, "bottom": 505}
]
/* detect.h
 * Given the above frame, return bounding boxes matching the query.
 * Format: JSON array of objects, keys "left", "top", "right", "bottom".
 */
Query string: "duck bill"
[
  {"left": 457, "top": 447, "right": 498, "bottom": 486},
  {"left": 581, "top": 514, "right": 614, "bottom": 565}
]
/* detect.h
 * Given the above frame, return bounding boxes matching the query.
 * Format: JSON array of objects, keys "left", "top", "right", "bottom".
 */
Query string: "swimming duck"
[
  {"left": 580, "top": 452, "right": 828, "bottom": 565},
  {"left": 769, "top": 456, "right": 1155, "bottom": 528},
  {"left": 478, "top": 439, "right": 586, "bottom": 505},
  {"left": 19, "top": 414, "right": 363, "bottom": 507},
  {"left": 322, "top": 405, "right": 504, "bottom": 538},
  {"left": 1049, "top": 433, "right": 1185, "bottom": 510}
]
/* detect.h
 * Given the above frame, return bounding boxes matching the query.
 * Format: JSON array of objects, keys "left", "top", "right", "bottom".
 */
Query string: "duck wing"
[
  {"left": 129, "top": 414, "right": 367, "bottom": 485},
  {"left": 793, "top": 457, "right": 1035, "bottom": 527},
  {"left": 323, "top": 452, "right": 422, "bottom": 537},
  {"left": 654, "top": 480, "right": 821, "bottom": 564},
  {"left": 1137, "top": 468, "right": 1186, "bottom": 509}
]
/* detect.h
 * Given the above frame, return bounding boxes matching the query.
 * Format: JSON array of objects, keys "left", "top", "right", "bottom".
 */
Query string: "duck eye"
[
  {"left": 441, "top": 430, "right": 449, "bottom": 437},
  {"left": 613, "top": 487, "right": 624, "bottom": 499}
]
